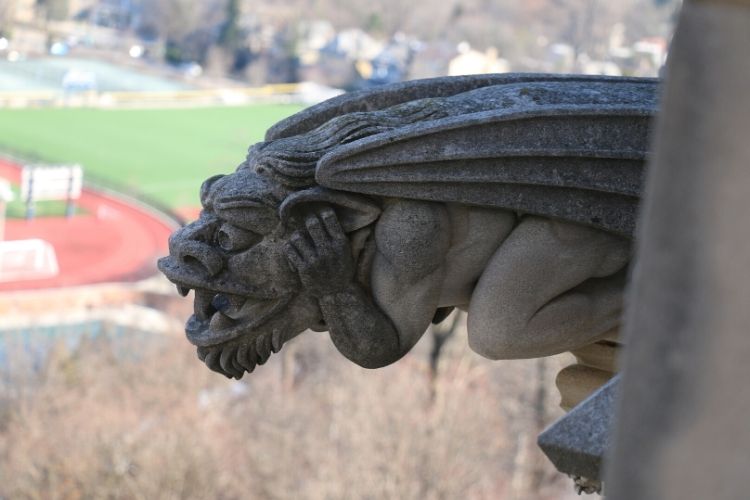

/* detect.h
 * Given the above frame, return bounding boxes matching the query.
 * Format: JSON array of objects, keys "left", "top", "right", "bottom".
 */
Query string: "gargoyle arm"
[
  {"left": 317, "top": 283, "right": 402, "bottom": 369},
  {"left": 322, "top": 200, "right": 450, "bottom": 367},
  {"left": 368, "top": 200, "right": 451, "bottom": 356},
  {"left": 368, "top": 254, "right": 446, "bottom": 359},
  {"left": 286, "top": 206, "right": 445, "bottom": 368},
  {"left": 318, "top": 204, "right": 450, "bottom": 368}
]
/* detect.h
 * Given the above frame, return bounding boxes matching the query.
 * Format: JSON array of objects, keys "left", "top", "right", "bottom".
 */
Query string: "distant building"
[
  {"left": 297, "top": 20, "right": 336, "bottom": 66},
  {"left": 578, "top": 57, "right": 623, "bottom": 77},
  {"left": 300, "top": 29, "right": 415, "bottom": 90},
  {"left": 547, "top": 43, "right": 576, "bottom": 73},
  {"left": 11, "top": 0, "right": 98, "bottom": 23},
  {"left": 356, "top": 35, "right": 418, "bottom": 87},
  {"left": 632, "top": 37, "right": 668, "bottom": 73},
  {"left": 329, "top": 29, "right": 384, "bottom": 61},
  {"left": 448, "top": 42, "right": 510, "bottom": 76},
  {"left": 298, "top": 53, "right": 358, "bottom": 89}
]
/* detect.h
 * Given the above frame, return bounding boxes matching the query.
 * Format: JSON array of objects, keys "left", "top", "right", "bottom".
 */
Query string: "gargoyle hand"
[
  {"left": 285, "top": 207, "right": 402, "bottom": 368},
  {"left": 284, "top": 208, "right": 355, "bottom": 297}
]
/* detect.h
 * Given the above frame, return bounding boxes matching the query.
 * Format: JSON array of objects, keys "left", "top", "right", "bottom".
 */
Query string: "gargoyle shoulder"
[{"left": 374, "top": 200, "right": 450, "bottom": 280}]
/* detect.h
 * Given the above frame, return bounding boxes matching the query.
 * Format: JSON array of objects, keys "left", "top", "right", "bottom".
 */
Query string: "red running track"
[{"left": 0, "top": 159, "right": 179, "bottom": 291}]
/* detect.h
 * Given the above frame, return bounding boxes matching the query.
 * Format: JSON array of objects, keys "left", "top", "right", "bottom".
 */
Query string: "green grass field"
[{"left": 0, "top": 105, "right": 304, "bottom": 208}]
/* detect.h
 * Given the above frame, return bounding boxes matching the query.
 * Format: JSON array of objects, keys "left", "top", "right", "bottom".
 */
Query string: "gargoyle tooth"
[
  {"left": 177, "top": 285, "right": 190, "bottom": 297},
  {"left": 194, "top": 289, "right": 216, "bottom": 321}
]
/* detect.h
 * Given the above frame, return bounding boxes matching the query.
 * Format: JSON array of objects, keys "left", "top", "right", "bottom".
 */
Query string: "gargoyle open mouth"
[
  {"left": 181, "top": 286, "right": 292, "bottom": 347},
  {"left": 158, "top": 255, "right": 298, "bottom": 378},
  {"left": 171, "top": 281, "right": 294, "bottom": 377}
]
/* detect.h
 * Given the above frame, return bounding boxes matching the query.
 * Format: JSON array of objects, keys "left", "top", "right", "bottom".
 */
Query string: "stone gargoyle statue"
[{"left": 158, "top": 74, "right": 658, "bottom": 379}]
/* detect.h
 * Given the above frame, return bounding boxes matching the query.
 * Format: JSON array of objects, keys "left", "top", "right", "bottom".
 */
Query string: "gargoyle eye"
[{"left": 216, "top": 224, "right": 260, "bottom": 252}]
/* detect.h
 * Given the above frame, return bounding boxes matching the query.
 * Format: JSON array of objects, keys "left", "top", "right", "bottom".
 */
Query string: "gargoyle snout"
[
  {"left": 166, "top": 217, "right": 224, "bottom": 277},
  {"left": 175, "top": 240, "right": 224, "bottom": 277}
]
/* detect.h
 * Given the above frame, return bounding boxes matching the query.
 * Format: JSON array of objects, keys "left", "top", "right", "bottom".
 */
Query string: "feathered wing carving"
[
  {"left": 313, "top": 77, "right": 659, "bottom": 238},
  {"left": 267, "top": 73, "right": 656, "bottom": 141}
]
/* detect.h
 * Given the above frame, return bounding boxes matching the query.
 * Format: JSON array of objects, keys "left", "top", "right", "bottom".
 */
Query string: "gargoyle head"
[{"left": 157, "top": 168, "right": 380, "bottom": 378}]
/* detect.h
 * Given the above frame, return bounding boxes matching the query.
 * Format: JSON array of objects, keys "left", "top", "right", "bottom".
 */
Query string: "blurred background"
[{"left": 0, "top": 1, "right": 679, "bottom": 498}]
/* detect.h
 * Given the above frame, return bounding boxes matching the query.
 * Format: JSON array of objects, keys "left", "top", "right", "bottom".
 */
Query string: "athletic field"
[
  {"left": 0, "top": 105, "right": 304, "bottom": 208},
  {"left": 0, "top": 57, "right": 192, "bottom": 92}
]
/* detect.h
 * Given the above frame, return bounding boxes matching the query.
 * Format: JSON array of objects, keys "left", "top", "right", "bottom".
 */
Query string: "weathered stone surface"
[
  {"left": 267, "top": 73, "right": 656, "bottom": 142},
  {"left": 605, "top": 2, "right": 750, "bottom": 499},
  {"left": 538, "top": 375, "right": 619, "bottom": 483},
  {"left": 158, "top": 74, "right": 658, "bottom": 379}
]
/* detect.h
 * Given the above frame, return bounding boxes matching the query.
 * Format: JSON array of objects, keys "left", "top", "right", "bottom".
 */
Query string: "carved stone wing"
[
  {"left": 314, "top": 77, "right": 659, "bottom": 237},
  {"left": 267, "top": 73, "right": 655, "bottom": 142}
]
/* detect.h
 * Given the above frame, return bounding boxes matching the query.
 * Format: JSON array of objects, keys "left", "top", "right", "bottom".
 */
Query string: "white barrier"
[
  {"left": 21, "top": 164, "right": 82, "bottom": 219},
  {"left": 21, "top": 165, "right": 82, "bottom": 201},
  {"left": 0, "top": 179, "right": 12, "bottom": 242},
  {"left": 0, "top": 239, "right": 59, "bottom": 283}
]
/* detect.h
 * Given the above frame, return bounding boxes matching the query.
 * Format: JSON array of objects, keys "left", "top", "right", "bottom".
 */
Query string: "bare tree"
[
  {"left": 0, "top": 321, "right": 578, "bottom": 499},
  {"left": 137, "top": 0, "right": 227, "bottom": 62}
]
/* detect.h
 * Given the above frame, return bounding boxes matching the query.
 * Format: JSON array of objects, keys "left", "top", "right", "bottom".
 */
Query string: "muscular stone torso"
[{"left": 371, "top": 199, "right": 631, "bottom": 360}]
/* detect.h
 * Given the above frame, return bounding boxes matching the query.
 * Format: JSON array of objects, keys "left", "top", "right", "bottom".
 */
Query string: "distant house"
[
  {"left": 578, "top": 57, "right": 623, "bottom": 77},
  {"left": 357, "top": 35, "right": 418, "bottom": 87},
  {"left": 300, "top": 30, "right": 419, "bottom": 90},
  {"left": 298, "top": 53, "right": 359, "bottom": 90},
  {"left": 359, "top": 51, "right": 402, "bottom": 87},
  {"left": 632, "top": 37, "right": 668, "bottom": 75},
  {"left": 606, "top": 26, "right": 667, "bottom": 77},
  {"left": 546, "top": 43, "right": 576, "bottom": 73},
  {"left": 448, "top": 43, "right": 510, "bottom": 76},
  {"left": 297, "top": 20, "right": 336, "bottom": 66},
  {"left": 329, "top": 29, "right": 383, "bottom": 61}
]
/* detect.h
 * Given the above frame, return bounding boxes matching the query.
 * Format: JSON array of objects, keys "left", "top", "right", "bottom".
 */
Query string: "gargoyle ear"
[
  {"left": 200, "top": 174, "right": 226, "bottom": 208},
  {"left": 279, "top": 187, "right": 381, "bottom": 232}
]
